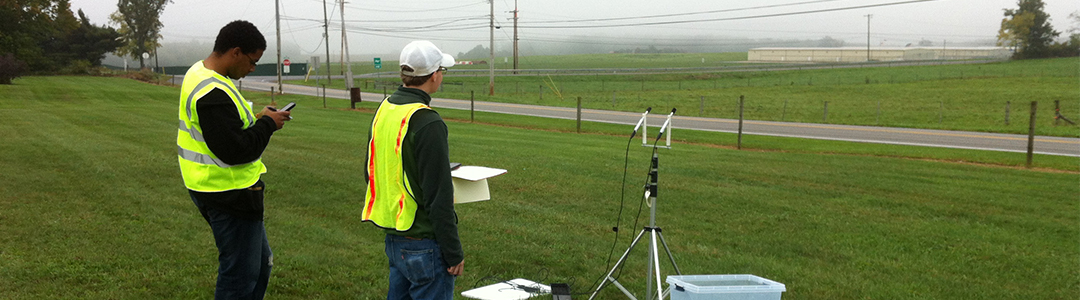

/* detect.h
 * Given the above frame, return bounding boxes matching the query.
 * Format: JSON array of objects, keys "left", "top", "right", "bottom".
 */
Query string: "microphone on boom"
[
  {"left": 655, "top": 108, "right": 676, "bottom": 141},
  {"left": 629, "top": 107, "right": 652, "bottom": 139}
]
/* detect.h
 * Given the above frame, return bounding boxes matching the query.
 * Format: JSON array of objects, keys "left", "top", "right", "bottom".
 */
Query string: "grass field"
[
  {"left": 294, "top": 55, "right": 1079, "bottom": 137},
  {"left": 314, "top": 52, "right": 753, "bottom": 75},
  {"left": 0, "top": 76, "right": 1077, "bottom": 299}
]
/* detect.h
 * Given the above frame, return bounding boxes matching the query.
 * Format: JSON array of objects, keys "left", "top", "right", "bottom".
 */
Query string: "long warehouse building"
[{"left": 748, "top": 47, "right": 1010, "bottom": 62}]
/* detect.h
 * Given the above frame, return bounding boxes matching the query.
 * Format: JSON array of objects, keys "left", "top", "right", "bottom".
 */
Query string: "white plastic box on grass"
[{"left": 667, "top": 274, "right": 786, "bottom": 300}]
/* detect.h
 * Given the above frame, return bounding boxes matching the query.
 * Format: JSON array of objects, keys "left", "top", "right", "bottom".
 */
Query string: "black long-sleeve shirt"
[
  {"left": 365, "top": 86, "right": 463, "bottom": 267},
  {"left": 189, "top": 88, "right": 278, "bottom": 221}
]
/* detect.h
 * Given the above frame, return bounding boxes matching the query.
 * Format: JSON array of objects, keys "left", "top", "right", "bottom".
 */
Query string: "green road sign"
[{"left": 374, "top": 58, "right": 381, "bottom": 69}]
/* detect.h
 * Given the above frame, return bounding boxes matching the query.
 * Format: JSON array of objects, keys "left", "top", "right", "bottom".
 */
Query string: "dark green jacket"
[{"left": 365, "top": 86, "right": 462, "bottom": 266}]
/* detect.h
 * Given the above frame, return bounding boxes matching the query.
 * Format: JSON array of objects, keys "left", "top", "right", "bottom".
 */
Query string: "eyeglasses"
[
  {"left": 437, "top": 67, "right": 447, "bottom": 74},
  {"left": 245, "top": 53, "right": 259, "bottom": 66}
]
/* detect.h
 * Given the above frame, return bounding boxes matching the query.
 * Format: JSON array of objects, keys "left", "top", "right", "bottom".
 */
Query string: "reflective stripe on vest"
[
  {"left": 176, "top": 61, "right": 266, "bottom": 192},
  {"left": 362, "top": 99, "right": 430, "bottom": 231}
]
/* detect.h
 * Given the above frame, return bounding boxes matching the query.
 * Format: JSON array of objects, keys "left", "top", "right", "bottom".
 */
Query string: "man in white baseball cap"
[
  {"left": 399, "top": 40, "right": 456, "bottom": 77},
  {"left": 362, "top": 40, "right": 463, "bottom": 300}
]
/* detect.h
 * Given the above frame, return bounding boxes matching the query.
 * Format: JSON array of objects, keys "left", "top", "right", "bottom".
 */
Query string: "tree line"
[
  {"left": 0, "top": 0, "right": 169, "bottom": 84},
  {"left": 998, "top": 0, "right": 1080, "bottom": 59}
]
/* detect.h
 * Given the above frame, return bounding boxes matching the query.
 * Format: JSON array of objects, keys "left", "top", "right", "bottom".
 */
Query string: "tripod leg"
[
  {"left": 650, "top": 230, "right": 663, "bottom": 300},
  {"left": 590, "top": 229, "right": 648, "bottom": 300},
  {"left": 657, "top": 231, "right": 682, "bottom": 275}
]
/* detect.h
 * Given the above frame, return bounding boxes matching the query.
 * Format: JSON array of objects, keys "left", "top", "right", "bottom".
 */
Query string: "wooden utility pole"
[
  {"left": 275, "top": 0, "right": 282, "bottom": 93},
  {"left": 341, "top": 0, "right": 353, "bottom": 89},
  {"left": 489, "top": 0, "right": 495, "bottom": 96},
  {"left": 323, "top": 0, "right": 331, "bottom": 85},
  {"left": 512, "top": 0, "right": 519, "bottom": 73},
  {"left": 865, "top": 14, "right": 872, "bottom": 61}
]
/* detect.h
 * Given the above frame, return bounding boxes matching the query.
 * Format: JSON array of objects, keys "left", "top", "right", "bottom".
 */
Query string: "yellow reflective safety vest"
[
  {"left": 176, "top": 61, "right": 267, "bottom": 192},
  {"left": 362, "top": 99, "right": 431, "bottom": 231}
]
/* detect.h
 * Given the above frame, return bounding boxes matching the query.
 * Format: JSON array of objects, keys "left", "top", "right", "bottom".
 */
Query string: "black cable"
[
  {"left": 583, "top": 136, "right": 635, "bottom": 294},
  {"left": 471, "top": 276, "right": 502, "bottom": 289},
  {"left": 608, "top": 137, "right": 635, "bottom": 268},
  {"left": 616, "top": 145, "right": 655, "bottom": 281}
]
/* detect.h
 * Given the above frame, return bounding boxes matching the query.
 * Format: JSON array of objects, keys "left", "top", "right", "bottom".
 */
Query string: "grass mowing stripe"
[{"left": 0, "top": 76, "right": 1075, "bottom": 299}]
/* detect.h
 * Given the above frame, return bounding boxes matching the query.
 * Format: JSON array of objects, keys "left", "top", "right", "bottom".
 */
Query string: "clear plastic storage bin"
[{"left": 667, "top": 274, "right": 786, "bottom": 300}]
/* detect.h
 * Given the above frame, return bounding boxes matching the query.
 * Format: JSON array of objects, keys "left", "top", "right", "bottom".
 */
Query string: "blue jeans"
[
  {"left": 191, "top": 194, "right": 273, "bottom": 300},
  {"left": 385, "top": 235, "right": 455, "bottom": 300}
]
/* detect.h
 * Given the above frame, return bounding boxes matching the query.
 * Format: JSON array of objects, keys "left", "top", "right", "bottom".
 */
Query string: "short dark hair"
[
  {"left": 213, "top": 20, "right": 267, "bottom": 54},
  {"left": 400, "top": 65, "right": 432, "bottom": 86}
]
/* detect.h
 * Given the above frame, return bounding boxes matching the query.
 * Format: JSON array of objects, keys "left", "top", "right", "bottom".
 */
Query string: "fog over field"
[{"left": 67, "top": 0, "right": 1079, "bottom": 67}]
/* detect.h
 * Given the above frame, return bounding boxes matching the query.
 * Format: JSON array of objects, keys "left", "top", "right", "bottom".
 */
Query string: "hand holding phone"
[{"left": 279, "top": 102, "right": 296, "bottom": 119}]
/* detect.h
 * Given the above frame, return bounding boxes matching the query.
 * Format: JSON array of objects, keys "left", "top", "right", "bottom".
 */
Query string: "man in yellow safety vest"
[
  {"left": 363, "top": 40, "right": 462, "bottom": 300},
  {"left": 177, "top": 20, "right": 290, "bottom": 300}
]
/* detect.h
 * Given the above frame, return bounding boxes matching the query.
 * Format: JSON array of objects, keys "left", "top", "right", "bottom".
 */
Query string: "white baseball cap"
[{"left": 399, "top": 41, "right": 455, "bottom": 76}]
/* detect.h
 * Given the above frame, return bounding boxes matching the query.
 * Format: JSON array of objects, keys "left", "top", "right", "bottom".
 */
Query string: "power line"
[
  {"left": 525, "top": 0, "right": 847, "bottom": 24},
  {"left": 343, "top": 0, "right": 485, "bottom": 13},
  {"left": 519, "top": 0, "right": 938, "bottom": 29},
  {"left": 279, "top": 1, "right": 320, "bottom": 54}
]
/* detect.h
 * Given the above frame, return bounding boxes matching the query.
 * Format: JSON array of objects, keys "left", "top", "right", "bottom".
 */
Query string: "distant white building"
[{"left": 747, "top": 47, "right": 1011, "bottom": 63}]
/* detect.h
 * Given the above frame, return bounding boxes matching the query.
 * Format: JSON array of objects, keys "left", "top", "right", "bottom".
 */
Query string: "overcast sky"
[{"left": 70, "top": 0, "right": 1079, "bottom": 61}]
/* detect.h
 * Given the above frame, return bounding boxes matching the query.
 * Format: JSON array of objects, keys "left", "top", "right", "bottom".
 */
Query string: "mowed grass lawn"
[
  {"left": 0, "top": 76, "right": 1077, "bottom": 299},
  {"left": 302, "top": 56, "right": 1079, "bottom": 137}
]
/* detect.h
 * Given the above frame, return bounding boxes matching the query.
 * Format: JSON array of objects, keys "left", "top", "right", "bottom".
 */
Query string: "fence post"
[
  {"left": 470, "top": 91, "right": 475, "bottom": 122},
  {"left": 1005, "top": 101, "right": 1011, "bottom": 125},
  {"left": 738, "top": 95, "right": 744, "bottom": 150},
  {"left": 383, "top": 87, "right": 387, "bottom": 99},
  {"left": 1026, "top": 101, "right": 1037, "bottom": 168},
  {"left": 322, "top": 84, "right": 327, "bottom": 108},
  {"left": 576, "top": 97, "right": 582, "bottom": 133},
  {"left": 877, "top": 100, "right": 881, "bottom": 125},
  {"left": 270, "top": 86, "right": 275, "bottom": 106},
  {"left": 782, "top": 99, "right": 788, "bottom": 122},
  {"left": 823, "top": 101, "right": 829, "bottom": 123},
  {"left": 939, "top": 101, "right": 944, "bottom": 124},
  {"left": 539, "top": 85, "right": 543, "bottom": 100},
  {"left": 700, "top": 96, "right": 705, "bottom": 116},
  {"left": 1054, "top": 100, "right": 1060, "bottom": 126}
]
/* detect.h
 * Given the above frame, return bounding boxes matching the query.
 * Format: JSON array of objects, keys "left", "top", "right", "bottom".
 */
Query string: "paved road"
[{"left": 236, "top": 77, "right": 1080, "bottom": 157}]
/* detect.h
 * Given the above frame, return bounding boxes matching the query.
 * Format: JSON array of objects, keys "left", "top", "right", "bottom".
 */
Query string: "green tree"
[
  {"left": 997, "top": 0, "right": 1060, "bottom": 59},
  {"left": 39, "top": 0, "right": 81, "bottom": 71},
  {"left": 1069, "top": 11, "right": 1080, "bottom": 45},
  {"left": 74, "top": 10, "right": 122, "bottom": 66},
  {"left": 110, "top": 0, "right": 171, "bottom": 69},
  {"left": 0, "top": 0, "right": 59, "bottom": 71}
]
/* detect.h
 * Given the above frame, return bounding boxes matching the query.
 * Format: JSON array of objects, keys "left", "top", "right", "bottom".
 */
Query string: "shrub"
[
  {"left": 0, "top": 53, "right": 28, "bottom": 84},
  {"left": 60, "top": 60, "right": 94, "bottom": 75}
]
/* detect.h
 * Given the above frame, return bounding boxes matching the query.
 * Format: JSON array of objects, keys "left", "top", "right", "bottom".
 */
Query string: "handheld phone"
[{"left": 281, "top": 102, "right": 296, "bottom": 111}]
